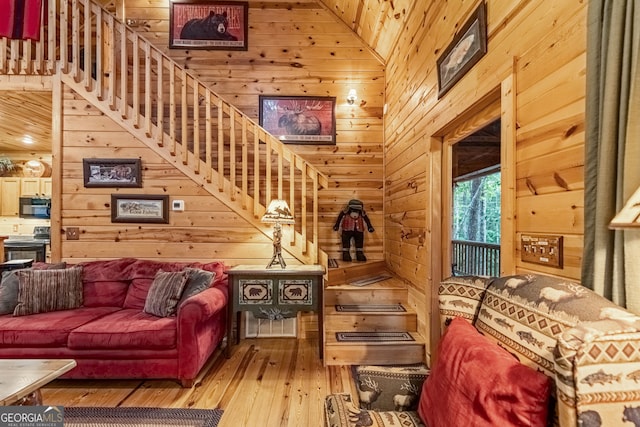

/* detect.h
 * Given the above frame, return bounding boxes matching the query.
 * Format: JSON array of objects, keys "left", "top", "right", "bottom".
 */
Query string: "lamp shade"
[
  {"left": 261, "top": 199, "right": 295, "bottom": 224},
  {"left": 609, "top": 185, "right": 640, "bottom": 229}
]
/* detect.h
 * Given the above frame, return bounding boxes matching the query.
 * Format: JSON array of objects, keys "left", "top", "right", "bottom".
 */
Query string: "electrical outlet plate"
[
  {"left": 66, "top": 227, "right": 79, "bottom": 240},
  {"left": 521, "top": 234, "right": 563, "bottom": 268}
]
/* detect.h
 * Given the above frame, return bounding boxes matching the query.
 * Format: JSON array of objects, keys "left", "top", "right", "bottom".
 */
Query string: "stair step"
[
  {"left": 327, "top": 260, "right": 388, "bottom": 285},
  {"left": 324, "top": 284, "right": 408, "bottom": 306},
  {"left": 324, "top": 305, "right": 417, "bottom": 332},
  {"left": 324, "top": 332, "right": 426, "bottom": 366}
]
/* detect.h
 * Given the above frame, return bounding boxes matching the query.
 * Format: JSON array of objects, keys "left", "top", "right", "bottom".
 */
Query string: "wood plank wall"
[
  {"left": 383, "top": 0, "right": 586, "bottom": 353},
  {"left": 59, "top": 86, "right": 275, "bottom": 263},
  {"left": 122, "top": 0, "right": 386, "bottom": 263}
]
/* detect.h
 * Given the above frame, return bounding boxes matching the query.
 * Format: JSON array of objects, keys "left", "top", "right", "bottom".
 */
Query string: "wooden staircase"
[
  {"left": 324, "top": 261, "right": 426, "bottom": 365},
  {"left": 0, "top": 0, "right": 328, "bottom": 267}
]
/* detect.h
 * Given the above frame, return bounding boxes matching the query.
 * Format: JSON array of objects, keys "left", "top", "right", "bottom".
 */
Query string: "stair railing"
[{"left": 0, "top": 0, "right": 329, "bottom": 265}]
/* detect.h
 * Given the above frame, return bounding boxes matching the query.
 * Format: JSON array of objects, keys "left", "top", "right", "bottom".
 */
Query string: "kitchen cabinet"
[
  {"left": 0, "top": 178, "right": 20, "bottom": 216},
  {"left": 20, "top": 178, "right": 40, "bottom": 196},
  {"left": 0, "top": 177, "right": 52, "bottom": 216},
  {"left": 40, "top": 178, "right": 52, "bottom": 196}
]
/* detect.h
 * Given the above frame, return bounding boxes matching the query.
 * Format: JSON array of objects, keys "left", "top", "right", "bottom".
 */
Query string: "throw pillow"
[
  {"left": 0, "top": 270, "right": 23, "bottom": 315},
  {"left": 179, "top": 267, "right": 215, "bottom": 306},
  {"left": 0, "top": 263, "right": 68, "bottom": 315},
  {"left": 13, "top": 267, "right": 84, "bottom": 316},
  {"left": 143, "top": 270, "right": 190, "bottom": 317},
  {"left": 418, "top": 317, "right": 552, "bottom": 427}
]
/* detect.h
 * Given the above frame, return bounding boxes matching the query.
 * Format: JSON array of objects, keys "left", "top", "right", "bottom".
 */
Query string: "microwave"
[{"left": 19, "top": 197, "right": 51, "bottom": 219}]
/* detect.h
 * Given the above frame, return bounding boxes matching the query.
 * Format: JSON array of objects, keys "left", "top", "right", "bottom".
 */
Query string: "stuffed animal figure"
[{"left": 333, "top": 199, "right": 374, "bottom": 262}]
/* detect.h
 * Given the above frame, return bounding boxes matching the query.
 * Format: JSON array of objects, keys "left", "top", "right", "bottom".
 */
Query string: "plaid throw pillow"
[
  {"left": 144, "top": 270, "right": 190, "bottom": 317},
  {"left": 13, "top": 267, "right": 84, "bottom": 316}
]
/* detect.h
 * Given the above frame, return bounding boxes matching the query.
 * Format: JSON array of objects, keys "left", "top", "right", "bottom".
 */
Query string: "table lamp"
[
  {"left": 262, "top": 199, "right": 295, "bottom": 269},
  {"left": 609, "top": 185, "right": 640, "bottom": 229}
]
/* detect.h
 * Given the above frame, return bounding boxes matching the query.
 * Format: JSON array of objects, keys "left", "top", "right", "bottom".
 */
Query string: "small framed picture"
[
  {"left": 258, "top": 95, "right": 337, "bottom": 145},
  {"left": 111, "top": 194, "right": 170, "bottom": 223},
  {"left": 436, "top": 2, "right": 487, "bottom": 98},
  {"left": 83, "top": 159, "right": 142, "bottom": 188},
  {"left": 169, "top": 0, "right": 248, "bottom": 50}
]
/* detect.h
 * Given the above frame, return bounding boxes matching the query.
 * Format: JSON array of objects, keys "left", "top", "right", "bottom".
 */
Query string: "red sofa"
[{"left": 0, "top": 258, "right": 228, "bottom": 387}]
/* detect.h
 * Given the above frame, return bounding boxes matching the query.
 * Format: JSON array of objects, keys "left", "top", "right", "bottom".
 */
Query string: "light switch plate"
[
  {"left": 172, "top": 200, "right": 185, "bottom": 211},
  {"left": 521, "top": 234, "right": 563, "bottom": 268}
]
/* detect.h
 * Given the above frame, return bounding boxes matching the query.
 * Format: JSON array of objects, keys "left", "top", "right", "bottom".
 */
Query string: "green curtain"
[{"left": 583, "top": 0, "right": 640, "bottom": 311}]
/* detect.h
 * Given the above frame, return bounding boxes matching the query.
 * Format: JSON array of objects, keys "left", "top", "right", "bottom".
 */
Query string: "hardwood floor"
[{"left": 41, "top": 337, "right": 356, "bottom": 427}]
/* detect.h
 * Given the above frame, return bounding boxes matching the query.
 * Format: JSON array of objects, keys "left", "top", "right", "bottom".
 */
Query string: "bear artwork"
[
  {"left": 333, "top": 199, "right": 374, "bottom": 262},
  {"left": 180, "top": 11, "right": 238, "bottom": 41}
]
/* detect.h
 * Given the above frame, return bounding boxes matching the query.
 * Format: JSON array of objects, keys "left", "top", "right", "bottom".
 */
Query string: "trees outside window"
[{"left": 453, "top": 171, "right": 501, "bottom": 244}]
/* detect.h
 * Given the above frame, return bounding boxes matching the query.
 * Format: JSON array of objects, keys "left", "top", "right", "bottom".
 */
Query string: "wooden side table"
[{"left": 226, "top": 264, "right": 325, "bottom": 359}]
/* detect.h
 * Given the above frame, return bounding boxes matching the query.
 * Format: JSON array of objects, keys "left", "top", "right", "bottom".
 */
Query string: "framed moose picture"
[
  {"left": 169, "top": 1, "right": 248, "bottom": 50},
  {"left": 258, "top": 95, "right": 337, "bottom": 145}
]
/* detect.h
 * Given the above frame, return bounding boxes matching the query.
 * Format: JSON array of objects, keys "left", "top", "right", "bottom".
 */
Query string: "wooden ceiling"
[
  {"left": 0, "top": 91, "right": 52, "bottom": 153},
  {"left": 317, "top": 0, "right": 416, "bottom": 61}
]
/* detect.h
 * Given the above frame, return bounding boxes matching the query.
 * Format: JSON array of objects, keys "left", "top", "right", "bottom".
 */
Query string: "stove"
[
  {"left": 33, "top": 226, "right": 51, "bottom": 240},
  {"left": 4, "top": 226, "right": 50, "bottom": 262}
]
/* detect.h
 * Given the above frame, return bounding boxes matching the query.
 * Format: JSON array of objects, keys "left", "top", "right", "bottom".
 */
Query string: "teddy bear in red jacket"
[{"left": 333, "top": 199, "right": 374, "bottom": 262}]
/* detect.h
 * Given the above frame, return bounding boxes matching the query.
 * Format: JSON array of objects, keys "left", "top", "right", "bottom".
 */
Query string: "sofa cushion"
[
  {"left": 67, "top": 309, "right": 177, "bottom": 350},
  {"left": 475, "top": 275, "right": 613, "bottom": 377},
  {"left": 438, "top": 275, "right": 494, "bottom": 332},
  {"left": 0, "top": 306, "right": 120, "bottom": 346},
  {"left": 13, "top": 267, "right": 84, "bottom": 316},
  {"left": 419, "top": 317, "right": 552, "bottom": 427},
  {"left": 144, "top": 270, "right": 189, "bottom": 317},
  {"left": 80, "top": 258, "right": 137, "bottom": 307},
  {"left": 119, "top": 259, "right": 228, "bottom": 310},
  {"left": 179, "top": 267, "right": 214, "bottom": 306},
  {"left": 353, "top": 364, "right": 430, "bottom": 411}
]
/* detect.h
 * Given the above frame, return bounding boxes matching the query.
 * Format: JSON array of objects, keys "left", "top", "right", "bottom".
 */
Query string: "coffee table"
[{"left": 0, "top": 359, "right": 76, "bottom": 405}]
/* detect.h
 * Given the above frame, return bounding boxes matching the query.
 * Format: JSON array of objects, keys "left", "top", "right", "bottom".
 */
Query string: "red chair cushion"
[{"left": 418, "top": 317, "right": 552, "bottom": 427}]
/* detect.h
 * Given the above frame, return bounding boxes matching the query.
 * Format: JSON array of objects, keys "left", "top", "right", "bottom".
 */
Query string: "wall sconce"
[
  {"left": 261, "top": 199, "right": 295, "bottom": 269},
  {"left": 347, "top": 89, "right": 358, "bottom": 105}
]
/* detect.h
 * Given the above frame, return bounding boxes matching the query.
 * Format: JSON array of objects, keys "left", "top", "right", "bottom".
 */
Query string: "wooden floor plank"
[{"left": 40, "top": 338, "right": 352, "bottom": 427}]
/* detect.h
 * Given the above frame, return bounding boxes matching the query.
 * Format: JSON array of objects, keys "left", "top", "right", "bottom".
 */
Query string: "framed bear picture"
[{"left": 169, "top": 1, "right": 248, "bottom": 50}]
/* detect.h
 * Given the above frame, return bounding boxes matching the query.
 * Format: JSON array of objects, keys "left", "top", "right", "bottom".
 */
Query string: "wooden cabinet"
[
  {"left": 40, "top": 178, "right": 52, "bottom": 196},
  {"left": 0, "top": 177, "right": 52, "bottom": 216},
  {"left": 0, "top": 178, "right": 21, "bottom": 216},
  {"left": 20, "top": 178, "right": 41, "bottom": 196},
  {"left": 226, "top": 264, "right": 325, "bottom": 358},
  {"left": 20, "top": 177, "right": 51, "bottom": 196}
]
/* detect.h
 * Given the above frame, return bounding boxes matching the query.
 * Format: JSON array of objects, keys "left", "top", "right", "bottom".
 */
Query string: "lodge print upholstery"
[
  {"left": 475, "top": 274, "right": 640, "bottom": 426},
  {"left": 325, "top": 273, "right": 640, "bottom": 426},
  {"left": 437, "top": 275, "right": 493, "bottom": 330}
]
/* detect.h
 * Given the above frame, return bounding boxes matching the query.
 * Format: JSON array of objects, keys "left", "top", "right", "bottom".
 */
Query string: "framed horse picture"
[{"left": 169, "top": 1, "right": 248, "bottom": 50}]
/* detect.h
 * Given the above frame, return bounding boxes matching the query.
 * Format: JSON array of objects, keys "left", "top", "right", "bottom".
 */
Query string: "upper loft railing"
[{"left": 0, "top": 0, "right": 329, "bottom": 265}]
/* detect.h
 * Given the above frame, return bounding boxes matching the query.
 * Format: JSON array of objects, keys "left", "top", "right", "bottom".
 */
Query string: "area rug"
[
  {"left": 63, "top": 407, "right": 223, "bottom": 427},
  {"left": 336, "top": 331, "right": 414, "bottom": 342},
  {"left": 335, "top": 304, "right": 406, "bottom": 312}
]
